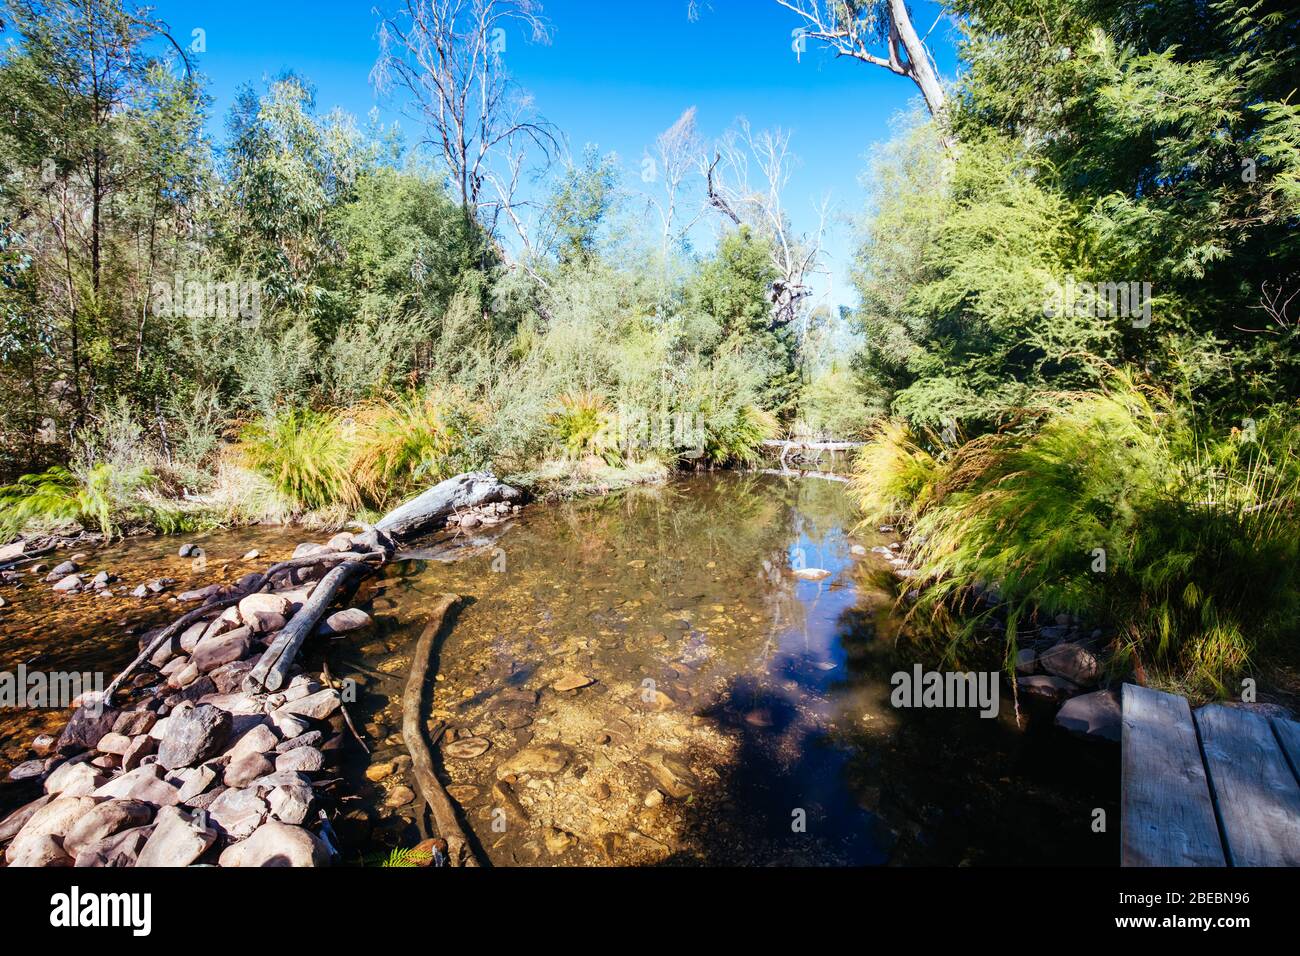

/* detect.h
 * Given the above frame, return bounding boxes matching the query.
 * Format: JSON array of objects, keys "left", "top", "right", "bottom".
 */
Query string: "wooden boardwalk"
[{"left": 1121, "top": 683, "right": 1300, "bottom": 866}]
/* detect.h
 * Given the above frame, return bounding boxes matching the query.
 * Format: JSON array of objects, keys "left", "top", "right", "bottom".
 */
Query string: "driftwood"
[
  {"left": 104, "top": 549, "right": 385, "bottom": 703},
  {"left": 376, "top": 471, "right": 523, "bottom": 541},
  {"left": 402, "top": 593, "right": 478, "bottom": 867},
  {"left": 0, "top": 544, "right": 56, "bottom": 573},
  {"left": 322, "top": 660, "right": 369, "bottom": 754},
  {"left": 244, "top": 560, "right": 371, "bottom": 693}
]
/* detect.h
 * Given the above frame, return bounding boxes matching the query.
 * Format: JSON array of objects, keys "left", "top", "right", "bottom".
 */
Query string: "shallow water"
[{"left": 0, "top": 474, "right": 1119, "bottom": 865}]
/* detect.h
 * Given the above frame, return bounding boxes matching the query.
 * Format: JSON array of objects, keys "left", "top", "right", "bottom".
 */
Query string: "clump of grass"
[
  {"left": 239, "top": 407, "right": 360, "bottom": 513},
  {"left": 0, "top": 462, "right": 165, "bottom": 541},
  {"left": 352, "top": 389, "right": 475, "bottom": 505},
  {"left": 546, "top": 390, "right": 620, "bottom": 464},
  {"left": 703, "top": 404, "right": 777, "bottom": 467},
  {"left": 849, "top": 419, "right": 942, "bottom": 526},
  {"left": 857, "top": 378, "right": 1300, "bottom": 697}
]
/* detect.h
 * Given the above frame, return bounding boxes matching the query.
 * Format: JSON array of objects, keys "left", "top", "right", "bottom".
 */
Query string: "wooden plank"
[
  {"left": 1195, "top": 704, "right": 1300, "bottom": 866},
  {"left": 1121, "top": 684, "right": 1225, "bottom": 866},
  {"left": 1273, "top": 717, "right": 1300, "bottom": 786}
]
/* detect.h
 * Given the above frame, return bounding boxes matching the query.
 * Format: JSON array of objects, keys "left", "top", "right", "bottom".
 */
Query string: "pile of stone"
[
  {"left": 0, "top": 529, "right": 388, "bottom": 868},
  {"left": 444, "top": 500, "right": 522, "bottom": 531}
]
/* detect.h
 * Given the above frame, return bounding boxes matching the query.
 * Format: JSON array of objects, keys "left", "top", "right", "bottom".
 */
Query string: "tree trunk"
[{"left": 890, "top": 0, "right": 947, "bottom": 122}]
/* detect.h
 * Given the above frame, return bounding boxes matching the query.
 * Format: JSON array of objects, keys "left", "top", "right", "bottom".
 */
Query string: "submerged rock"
[{"left": 1055, "top": 689, "right": 1121, "bottom": 742}]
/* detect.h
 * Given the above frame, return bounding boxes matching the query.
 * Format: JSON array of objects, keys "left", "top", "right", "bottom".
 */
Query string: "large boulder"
[
  {"left": 375, "top": 471, "right": 524, "bottom": 541},
  {"left": 157, "top": 703, "right": 232, "bottom": 770},
  {"left": 74, "top": 825, "right": 153, "bottom": 867},
  {"left": 62, "top": 799, "right": 154, "bottom": 856},
  {"left": 218, "top": 821, "right": 330, "bottom": 867},
  {"left": 6, "top": 795, "right": 98, "bottom": 863},
  {"left": 1038, "top": 642, "right": 1102, "bottom": 686},
  {"left": 135, "top": 806, "right": 217, "bottom": 867},
  {"left": 1055, "top": 689, "right": 1121, "bottom": 742}
]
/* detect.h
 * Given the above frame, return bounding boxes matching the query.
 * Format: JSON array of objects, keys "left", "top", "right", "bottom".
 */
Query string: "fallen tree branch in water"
[
  {"left": 245, "top": 559, "right": 371, "bottom": 693},
  {"left": 104, "top": 549, "right": 387, "bottom": 704},
  {"left": 402, "top": 593, "right": 478, "bottom": 867}
]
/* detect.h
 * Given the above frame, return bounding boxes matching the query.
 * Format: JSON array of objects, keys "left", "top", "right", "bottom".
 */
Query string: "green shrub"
[
  {"left": 352, "top": 389, "right": 477, "bottom": 503},
  {"left": 239, "top": 408, "right": 360, "bottom": 512},
  {"left": 868, "top": 378, "right": 1300, "bottom": 696},
  {"left": 546, "top": 390, "right": 620, "bottom": 464}
]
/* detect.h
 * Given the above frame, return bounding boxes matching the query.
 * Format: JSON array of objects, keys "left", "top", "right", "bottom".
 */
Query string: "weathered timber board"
[
  {"left": 1272, "top": 717, "right": 1300, "bottom": 785},
  {"left": 1196, "top": 704, "right": 1300, "bottom": 866},
  {"left": 1121, "top": 684, "right": 1225, "bottom": 866}
]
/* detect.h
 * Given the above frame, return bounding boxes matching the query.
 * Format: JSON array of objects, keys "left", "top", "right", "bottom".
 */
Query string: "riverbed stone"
[
  {"left": 275, "top": 746, "right": 324, "bottom": 773},
  {"left": 55, "top": 703, "right": 121, "bottom": 754},
  {"left": 136, "top": 805, "right": 217, "bottom": 867},
  {"left": 1017, "top": 674, "right": 1080, "bottom": 704},
  {"left": 92, "top": 764, "right": 182, "bottom": 806},
  {"left": 0, "top": 794, "right": 52, "bottom": 842},
  {"left": 112, "top": 710, "right": 157, "bottom": 738},
  {"left": 274, "top": 730, "right": 322, "bottom": 754},
  {"left": 1055, "top": 689, "right": 1121, "bottom": 742},
  {"left": 268, "top": 711, "right": 310, "bottom": 739},
  {"left": 791, "top": 567, "right": 831, "bottom": 581},
  {"left": 641, "top": 751, "right": 695, "bottom": 798},
  {"left": 274, "top": 688, "right": 341, "bottom": 721},
  {"left": 167, "top": 765, "right": 217, "bottom": 804},
  {"left": 552, "top": 673, "right": 595, "bottom": 692},
  {"left": 178, "top": 584, "right": 222, "bottom": 603},
  {"left": 443, "top": 736, "right": 491, "bottom": 759},
  {"left": 238, "top": 592, "right": 291, "bottom": 633},
  {"left": 95, "top": 732, "right": 133, "bottom": 756},
  {"left": 219, "top": 820, "right": 329, "bottom": 867},
  {"left": 157, "top": 703, "right": 232, "bottom": 770},
  {"left": 7, "top": 759, "right": 45, "bottom": 782},
  {"left": 225, "top": 751, "right": 275, "bottom": 788},
  {"left": 1039, "top": 642, "right": 1102, "bottom": 686},
  {"left": 319, "top": 608, "right": 371, "bottom": 636},
  {"left": 62, "top": 799, "right": 154, "bottom": 856},
  {"left": 6, "top": 795, "right": 98, "bottom": 863},
  {"left": 267, "top": 784, "right": 313, "bottom": 825},
  {"left": 208, "top": 787, "right": 268, "bottom": 839},
  {"left": 7, "top": 833, "right": 73, "bottom": 867},
  {"left": 44, "top": 760, "right": 106, "bottom": 796},
  {"left": 385, "top": 785, "right": 415, "bottom": 807},
  {"left": 495, "top": 743, "right": 571, "bottom": 778},
  {"left": 121, "top": 734, "right": 157, "bottom": 771},
  {"left": 192, "top": 626, "right": 255, "bottom": 673}
]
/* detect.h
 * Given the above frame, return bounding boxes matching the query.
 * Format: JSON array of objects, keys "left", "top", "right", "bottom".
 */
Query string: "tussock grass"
[{"left": 855, "top": 378, "right": 1300, "bottom": 696}]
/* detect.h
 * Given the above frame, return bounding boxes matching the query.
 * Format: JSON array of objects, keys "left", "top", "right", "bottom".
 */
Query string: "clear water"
[{"left": 0, "top": 474, "right": 1119, "bottom": 865}]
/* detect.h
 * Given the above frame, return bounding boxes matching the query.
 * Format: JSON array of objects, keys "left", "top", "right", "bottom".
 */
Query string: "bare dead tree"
[
  {"left": 778, "top": 1, "right": 950, "bottom": 144},
  {"left": 372, "top": 0, "right": 561, "bottom": 245},
  {"left": 644, "top": 107, "right": 708, "bottom": 257},
  {"left": 707, "top": 120, "right": 830, "bottom": 332}
]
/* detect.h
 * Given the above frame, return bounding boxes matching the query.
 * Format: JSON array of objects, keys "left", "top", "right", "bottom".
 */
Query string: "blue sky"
[{"left": 149, "top": 0, "right": 963, "bottom": 311}]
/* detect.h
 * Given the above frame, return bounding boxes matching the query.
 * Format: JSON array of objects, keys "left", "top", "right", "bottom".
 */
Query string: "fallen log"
[
  {"left": 402, "top": 593, "right": 478, "bottom": 867},
  {"left": 244, "top": 560, "right": 371, "bottom": 693},
  {"left": 376, "top": 471, "right": 524, "bottom": 542},
  {"left": 104, "top": 549, "right": 385, "bottom": 704}
]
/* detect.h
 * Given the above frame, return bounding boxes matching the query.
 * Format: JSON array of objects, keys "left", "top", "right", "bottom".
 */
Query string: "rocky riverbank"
[
  {"left": 862, "top": 528, "right": 1123, "bottom": 743},
  {"left": 0, "top": 473, "right": 526, "bottom": 868}
]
